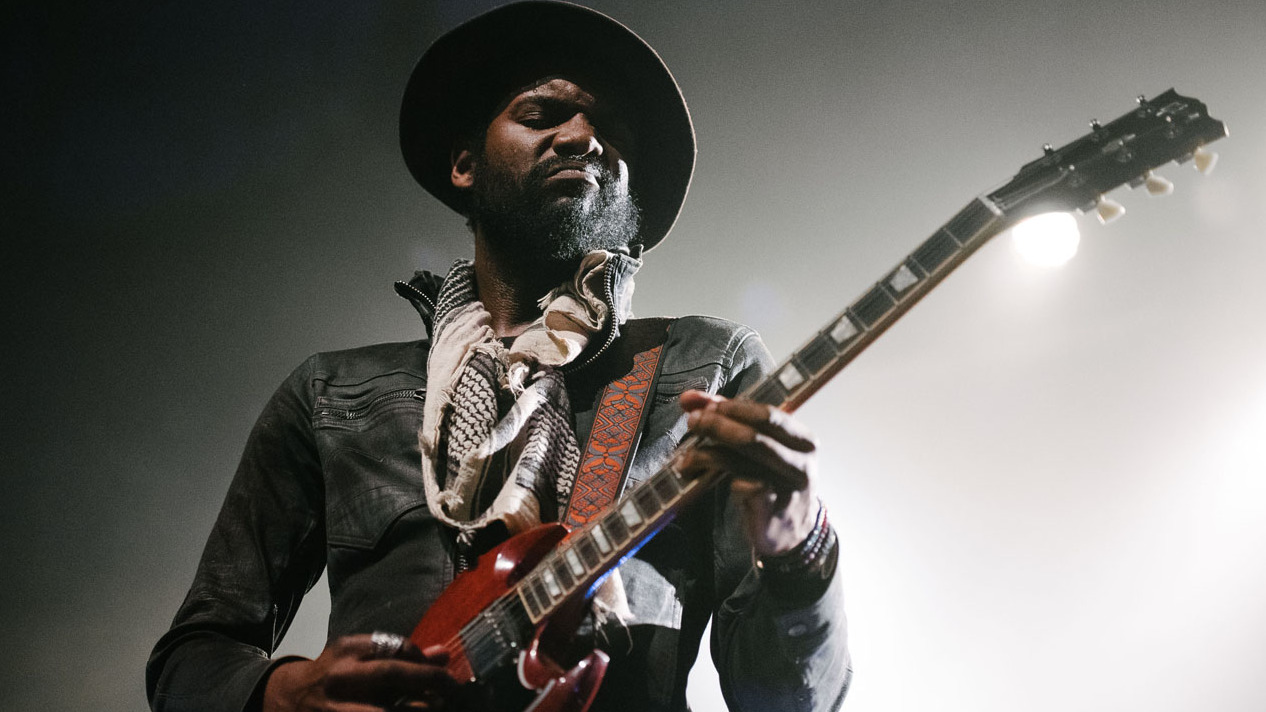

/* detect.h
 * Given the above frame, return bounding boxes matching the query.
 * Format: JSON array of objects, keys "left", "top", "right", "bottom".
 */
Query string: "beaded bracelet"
[{"left": 756, "top": 500, "right": 836, "bottom": 578}]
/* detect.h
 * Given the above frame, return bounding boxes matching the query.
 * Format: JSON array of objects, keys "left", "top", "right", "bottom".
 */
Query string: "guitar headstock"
[{"left": 987, "top": 89, "right": 1228, "bottom": 224}]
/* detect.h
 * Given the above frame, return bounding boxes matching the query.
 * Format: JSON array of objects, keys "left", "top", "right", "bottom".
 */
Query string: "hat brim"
[{"left": 399, "top": 1, "right": 695, "bottom": 252}]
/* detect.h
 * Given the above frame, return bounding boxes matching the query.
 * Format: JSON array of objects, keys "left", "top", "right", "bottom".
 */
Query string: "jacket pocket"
[
  {"left": 326, "top": 482, "right": 427, "bottom": 550},
  {"left": 314, "top": 382, "right": 429, "bottom": 550},
  {"left": 314, "top": 387, "right": 426, "bottom": 431},
  {"left": 651, "top": 375, "right": 710, "bottom": 404}
]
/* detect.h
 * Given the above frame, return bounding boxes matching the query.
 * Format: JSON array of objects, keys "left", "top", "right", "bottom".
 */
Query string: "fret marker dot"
[
  {"left": 542, "top": 570, "right": 561, "bottom": 598},
  {"left": 591, "top": 527, "right": 612, "bottom": 553},
  {"left": 829, "top": 317, "right": 858, "bottom": 344},
  {"left": 564, "top": 549, "right": 586, "bottom": 577},
  {"left": 620, "top": 500, "right": 643, "bottom": 527},
  {"left": 888, "top": 264, "right": 919, "bottom": 292},
  {"left": 778, "top": 364, "right": 806, "bottom": 390}
]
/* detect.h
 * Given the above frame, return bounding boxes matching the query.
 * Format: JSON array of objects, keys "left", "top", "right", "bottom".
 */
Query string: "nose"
[{"left": 552, "top": 112, "right": 602, "bottom": 159}]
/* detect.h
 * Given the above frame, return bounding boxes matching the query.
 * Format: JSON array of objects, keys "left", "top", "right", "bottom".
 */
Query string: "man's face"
[{"left": 453, "top": 78, "right": 641, "bottom": 264}]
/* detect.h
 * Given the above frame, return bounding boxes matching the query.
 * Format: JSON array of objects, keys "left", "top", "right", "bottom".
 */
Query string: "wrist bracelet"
[{"left": 756, "top": 501, "right": 835, "bottom": 577}]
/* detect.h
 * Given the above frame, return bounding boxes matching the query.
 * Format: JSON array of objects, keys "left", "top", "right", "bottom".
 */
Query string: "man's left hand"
[{"left": 678, "top": 390, "right": 819, "bottom": 557}]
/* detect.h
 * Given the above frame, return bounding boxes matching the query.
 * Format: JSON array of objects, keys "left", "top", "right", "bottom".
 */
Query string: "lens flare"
[{"left": 1011, "top": 212, "right": 1081, "bottom": 267}]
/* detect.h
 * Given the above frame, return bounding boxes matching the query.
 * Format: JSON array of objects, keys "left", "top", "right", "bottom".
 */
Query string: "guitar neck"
[{"left": 751, "top": 196, "right": 1008, "bottom": 412}]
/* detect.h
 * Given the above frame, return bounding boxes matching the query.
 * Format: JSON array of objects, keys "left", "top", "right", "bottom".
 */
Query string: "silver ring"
[{"left": 370, "top": 631, "right": 406, "bottom": 659}]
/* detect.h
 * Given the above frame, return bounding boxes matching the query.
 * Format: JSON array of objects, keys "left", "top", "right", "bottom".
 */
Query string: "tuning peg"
[
  {"left": 1193, "top": 146, "right": 1219, "bottom": 175},
  {"left": 1095, "top": 196, "right": 1126, "bottom": 224},
  {"left": 1144, "top": 171, "right": 1174, "bottom": 196}
]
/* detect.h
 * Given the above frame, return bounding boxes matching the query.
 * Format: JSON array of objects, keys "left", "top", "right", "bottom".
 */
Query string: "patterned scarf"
[{"left": 419, "top": 250, "right": 639, "bottom": 548}]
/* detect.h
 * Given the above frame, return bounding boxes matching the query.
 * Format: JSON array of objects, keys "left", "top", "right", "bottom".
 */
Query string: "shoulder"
[
  {"left": 292, "top": 339, "right": 431, "bottom": 391},
  {"left": 630, "top": 315, "right": 774, "bottom": 397},
  {"left": 658, "top": 315, "right": 771, "bottom": 373}
]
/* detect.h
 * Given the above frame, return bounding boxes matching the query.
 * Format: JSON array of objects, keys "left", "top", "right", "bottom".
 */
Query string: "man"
[{"left": 147, "top": 3, "right": 850, "bottom": 711}]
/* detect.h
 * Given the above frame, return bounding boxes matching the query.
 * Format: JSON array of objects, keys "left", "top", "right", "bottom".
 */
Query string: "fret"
[
  {"left": 529, "top": 575, "right": 551, "bottom": 609},
  {"left": 749, "top": 377, "right": 788, "bottom": 406},
  {"left": 943, "top": 198, "right": 997, "bottom": 243},
  {"left": 912, "top": 229, "right": 960, "bottom": 274},
  {"left": 551, "top": 557, "right": 575, "bottom": 590},
  {"left": 563, "top": 548, "right": 586, "bottom": 577},
  {"left": 796, "top": 332, "right": 838, "bottom": 375},
  {"left": 649, "top": 468, "right": 682, "bottom": 504},
  {"left": 575, "top": 535, "right": 601, "bottom": 568},
  {"left": 603, "top": 510, "right": 630, "bottom": 545},
  {"left": 519, "top": 583, "right": 542, "bottom": 619},
  {"left": 851, "top": 284, "right": 896, "bottom": 327},
  {"left": 633, "top": 487, "right": 661, "bottom": 517}
]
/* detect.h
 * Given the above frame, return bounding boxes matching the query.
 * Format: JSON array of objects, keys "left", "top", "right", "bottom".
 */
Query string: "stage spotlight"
[{"left": 1011, "top": 212, "right": 1080, "bottom": 268}]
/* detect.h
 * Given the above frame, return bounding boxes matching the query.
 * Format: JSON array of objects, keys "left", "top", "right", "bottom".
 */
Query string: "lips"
[{"left": 546, "top": 161, "right": 600, "bottom": 184}]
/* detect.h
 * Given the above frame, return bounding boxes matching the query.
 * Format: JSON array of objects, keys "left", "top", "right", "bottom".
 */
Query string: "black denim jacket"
[{"left": 147, "top": 274, "right": 850, "bottom": 712}]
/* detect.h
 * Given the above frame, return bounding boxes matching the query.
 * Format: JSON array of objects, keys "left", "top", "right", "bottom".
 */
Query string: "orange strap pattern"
[{"left": 564, "top": 345, "right": 664, "bottom": 529}]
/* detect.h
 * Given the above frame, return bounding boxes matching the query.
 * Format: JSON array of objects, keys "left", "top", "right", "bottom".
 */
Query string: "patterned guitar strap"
[{"left": 563, "top": 318, "right": 673, "bottom": 532}]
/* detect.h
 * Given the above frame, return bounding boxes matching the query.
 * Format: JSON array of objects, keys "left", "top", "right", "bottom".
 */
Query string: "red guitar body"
[{"left": 410, "top": 523, "right": 610, "bottom": 712}]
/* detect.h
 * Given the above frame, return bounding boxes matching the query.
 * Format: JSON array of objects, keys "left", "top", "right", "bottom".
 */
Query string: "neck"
[{"left": 472, "top": 232, "right": 574, "bottom": 338}]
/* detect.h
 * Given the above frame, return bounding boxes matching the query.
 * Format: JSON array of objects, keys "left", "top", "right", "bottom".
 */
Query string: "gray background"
[{"left": 6, "top": 1, "right": 1265, "bottom": 710}]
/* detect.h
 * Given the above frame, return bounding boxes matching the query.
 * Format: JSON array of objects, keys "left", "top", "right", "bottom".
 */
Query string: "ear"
[{"left": 451, "top": 148, "right": 475, "bottom": 190}]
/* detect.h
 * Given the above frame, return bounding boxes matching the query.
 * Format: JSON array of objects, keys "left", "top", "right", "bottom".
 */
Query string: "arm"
[
  {"left": 146, "top": 359, "right": 328, "bottom": 712},
  {"left": 683, "top": 332, "right": 852, "bottom": 712},
  {"left": 147, "top": 356, "right": 460, "bottom": 712}
]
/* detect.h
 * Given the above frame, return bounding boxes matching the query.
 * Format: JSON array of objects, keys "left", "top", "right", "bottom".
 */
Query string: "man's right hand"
[{"left": 263, "top": 634, "right": 458, "bottom": 712}]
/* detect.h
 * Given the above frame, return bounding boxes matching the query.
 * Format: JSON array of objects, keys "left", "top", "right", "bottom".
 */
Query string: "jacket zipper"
[
  {"left": 565, "top": 265, "right": 620, "bottom": 374},
  {"left": 395, "top": 280, "right": 437, "bottom": 313},
  {"left": 317, "top": 388, "right": 425, "bottom": 420}
]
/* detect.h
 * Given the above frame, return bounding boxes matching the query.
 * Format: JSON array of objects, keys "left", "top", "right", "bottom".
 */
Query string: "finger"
[
  {"left": 325, "top": 659, "right": 458, "bottom": 703},
  {"left": 713, "top": 399, "right": 816, "bottom": 452},
  {"left": 678, "top": 388, "right": 716, "bottom": 412},
  {"left": 324, "top": 703, "right": 387, "bottom": 712},
  {"left": 332, "top": 632, "right": 425, "bottom": 662},
  {"left": 419, "top": 644, "right": 450, "bottom": 664},
  {"left": 682, "top": 391, "right": 815, "bottom": 452},
  {"left": 697, "top": 440, "right": 811, "bottom": 492},
  {"left": 685, "top": 408, "right": 811, "bottom": 487}
]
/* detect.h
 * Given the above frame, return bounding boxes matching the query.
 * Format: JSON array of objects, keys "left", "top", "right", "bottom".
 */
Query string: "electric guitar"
[{"left": 410, "top": 89, "right": 1228, "bottom": 712}]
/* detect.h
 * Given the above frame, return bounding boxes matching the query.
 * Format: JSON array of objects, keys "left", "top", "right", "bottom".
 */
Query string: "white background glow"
[{"left": 8, "top": 2, "right": 1266, "bottom": 712}]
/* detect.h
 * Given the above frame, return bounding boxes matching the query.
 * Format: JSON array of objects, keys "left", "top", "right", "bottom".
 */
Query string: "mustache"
[{"left": 528, "top": 155, "right": 614, "bottom": 184}]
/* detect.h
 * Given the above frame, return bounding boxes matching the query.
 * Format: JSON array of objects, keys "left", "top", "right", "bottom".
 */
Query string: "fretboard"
[
  {"left": 504, "top": 194, "right": 1011, "bottom": 628},
  {"left": 750, "top": 196, "right": 1005, "bottom": 411}
]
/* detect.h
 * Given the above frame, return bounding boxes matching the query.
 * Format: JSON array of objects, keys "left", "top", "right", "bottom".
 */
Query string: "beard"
[{"left": 467, "top": 152, "right": 642, "bottom": 266}]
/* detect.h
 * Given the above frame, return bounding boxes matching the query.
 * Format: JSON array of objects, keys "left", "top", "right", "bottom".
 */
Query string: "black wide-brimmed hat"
[{"left": 399, "top": 1, "right": 695, "bottom": 251}]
